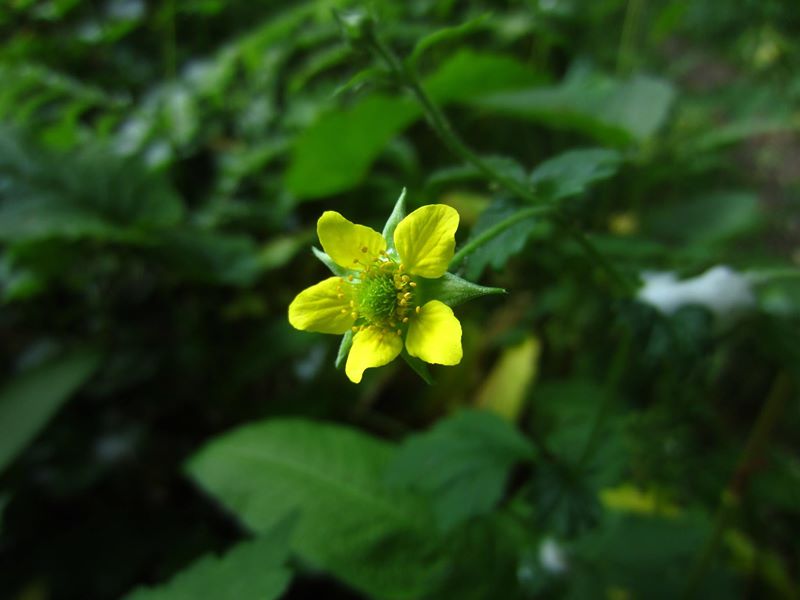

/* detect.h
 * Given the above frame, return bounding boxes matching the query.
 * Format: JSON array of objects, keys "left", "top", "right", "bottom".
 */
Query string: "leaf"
[
  {"left": 530, "top": 148, "right": 622, "bottom": 201},
  {"left": 0, "top": 129, "right": 184, "bottom": 243},
  {"left": 475, "top": 336, "right": 541, "bottom": 422},
  {"left": 123, "top": 526, "right": 293, "bottom": 600},
  {"left": 426, "top": 155, "right": 527, "bottom": 189},
  {"left": 473, "top": 69, "right": 676, "bottom": 146},
  {"left": 286, "top": 50, "right": 541, "bottom": 199},
  {"left": 461, "top": 199, "right": 550, "bottom": 281},
  {"left": 568, "top": 513, "right": 736, "bottom": 599},
  {"left": 155, "top": 230, "right": 263, "bottom": 287},
  {"left": 644, "top": 191, "right": 761, "bottom": 246},
  {"left": 0, "top": 349, "right": 100, "bottom": 474},
  {"left": 187, "top": 419, "right": 444, "bottom": 600},
  {"left": 408, "top": 14, "right": 492, "bottom": 67},
  {"left": 386, "top": 410, "right": 535, "bottom": 531},
  {"left": 418, "top": 272, "right": 505, "bottom": 308}
]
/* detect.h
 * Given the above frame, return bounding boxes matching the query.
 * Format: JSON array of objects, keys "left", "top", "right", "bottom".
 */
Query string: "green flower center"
[{"left": 351, "top": 257, "right": 417, "bottom": 333}]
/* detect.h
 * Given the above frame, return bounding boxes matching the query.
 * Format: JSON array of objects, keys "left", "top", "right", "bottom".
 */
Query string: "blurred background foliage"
[{"left": 0, "top": 0, "right": 799, "bottom": 598}]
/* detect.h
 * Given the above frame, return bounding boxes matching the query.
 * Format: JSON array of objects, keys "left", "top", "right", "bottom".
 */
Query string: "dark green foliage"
[
  {"left": 386, "top": 410, "right": 535, "bottom": 531},
  {"left": 1, "top": 1, "right": 799, "bottom": 599}
]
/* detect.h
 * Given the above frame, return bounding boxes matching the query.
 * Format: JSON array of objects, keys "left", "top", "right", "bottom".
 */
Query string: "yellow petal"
[
  {"left": 394, "top": 204, "right": 459, "bottom": 278},
  {"left": 288, "top": 277, "right": 354, "bottom": 334},
  {"left": 406, "top": 300, "right": 462, "bottom": 365},
  {"left": 345, "top": 326, "right": 403, "bottom": 383},
  {"left": 317, "top": 211, "right": 386, "bottom": 271}
]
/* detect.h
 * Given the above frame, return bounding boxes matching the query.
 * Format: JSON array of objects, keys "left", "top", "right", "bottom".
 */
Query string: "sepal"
[
  {"left": 382, "top": 187, "right": 407, "bottom": 252},
  {"left": 418, "top": 272, "right": 505, "bottom": 307},
  {"left": 312, "top": 246, "right": 350, "bottom": 277},
  {"left": 335, "top": 330, "right": 354, "bottom": 369}
]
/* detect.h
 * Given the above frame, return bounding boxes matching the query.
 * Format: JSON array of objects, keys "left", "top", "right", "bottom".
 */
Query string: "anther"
[
  {"left": 396, "top": 329, "right": 402, "bottom": 336},
  {"left": 401, "top": 275, "right": 409, "bottom": 282},
  {"left": 351, "top": 326, "right": 359, "bottom": 332},
  {"left": 400, "top": 299, "right": 407, "bottom": 306},
  {"left": 340, "top": 308, "right": 348, "bottom": 314},
  {"left": 415, "top": 306, "right": 421, "bottom": 314},
  {"left": 409, "top": 282, "right": 417, "bottom": 287},
  {"left": 402, "top": 317, "right": 409, "bottom": 323},
  {"left": 403, "top": 292, "right": 412, "bottom": 300},
  {"left": 351, "top": 312, "right": 358, "bottom": 319},
  {"left": 347, "top": 275, "right": 354, "bottom": 281}
]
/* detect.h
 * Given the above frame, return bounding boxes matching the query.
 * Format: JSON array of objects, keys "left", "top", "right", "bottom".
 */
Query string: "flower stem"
[
  {"left": 682, "top": 371, "right": 793, "bottom": 598},
  {"left": 366, "top": 30, "right": 638, "bottom": 295},
  {"left": 450, "top": 205, "right": 553, "bottom": 269}
]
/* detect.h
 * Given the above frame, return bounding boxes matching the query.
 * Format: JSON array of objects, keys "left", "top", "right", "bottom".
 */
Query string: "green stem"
[
  {"left": 367, "top": 31, "right": 638, "bottom": 295},
  {"left": 682, "top": 372, "right": 793, "bottom": 598},
  {"left": 450, "top": 205, "right": 553, "bottom": 269},
  {"left": 617, "top": 0, "right": 644, "bottom": 75}
]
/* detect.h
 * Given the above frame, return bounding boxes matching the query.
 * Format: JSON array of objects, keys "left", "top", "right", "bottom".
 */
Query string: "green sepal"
[
  {"left": 335, "top": 330, "right": 354, "bottom": 370},
  {"left": 402, "top": 351, "right": 434, "bottom": 385},
  {"left": 312, "top": 246, "right": 349, "bottom": 277},
  {"left": 382, "top": 187, "right": 407, "bottom": 252},
  {"left": 418, "top": 272, "right": 506, "bottom": 308}
]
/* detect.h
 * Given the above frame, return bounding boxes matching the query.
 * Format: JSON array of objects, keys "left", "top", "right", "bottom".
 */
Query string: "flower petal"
[
  {"left": 406, "top": 300, "right": 462, "bottom": 365},
  {"left": 345, "top": 326, "right": 403, "bottom": 383},
  {"left": 288, "top": 277, "right": 354, "bottom": 334},
  {"left": 394, "top": 204, "right": 459, "bottom": 278},
  {"left": 317, "top": 211, "right": 386, "bottom": 271}
]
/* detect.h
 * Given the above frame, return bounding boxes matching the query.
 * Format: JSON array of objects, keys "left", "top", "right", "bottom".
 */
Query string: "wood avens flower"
[{"left": 288, "top": 190, "right": 503, "bottom": 383}]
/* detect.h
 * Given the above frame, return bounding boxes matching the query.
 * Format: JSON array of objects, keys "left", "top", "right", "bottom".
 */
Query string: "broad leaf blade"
[
  {"left": 0, "top": 349, "right": 100, "bottom": 474},
  {"left": 187, "top": 419, "right": 443, "bottom": 600},
  {"left": 386, "top": 410, "right": 535, "bottom": 531}
]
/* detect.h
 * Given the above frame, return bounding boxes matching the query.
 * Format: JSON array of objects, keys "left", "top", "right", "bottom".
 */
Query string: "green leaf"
[
  {"left": 473, "top": 69, "right": 675, "bottom": 145},
  {"left": 123, "top": 525, "right": 293, "bottom": 600},
  {"left": 335, "top": 330, "right": 353, "bottom": 369},
  {"left": 155, "top": 230, "right": 263, "bottom": 287},
  {"left": 0, "top": 349, "right": 100, "bottom": 474},
  {"left": 187, "top": 419, "right": 444, "bottom": 600},
  {"left": 408, "top": 14, "right": 492, "bottom": 68},
  {"left": 461, "top": 199, "right": 550, "bottom": 281},
  {"left": 568, "top": 513, "right": 735, "bottom": 599},
  {"left": 419, "top": 272, "right": 505, "bottom": 308},
  {"left": 530, "top": 148, "right": 622, "bottom": 201},
  {"left": 386, "top": 410, "right": 535, "bottom": 531},
  {"left": 644, "top": 191, "right": 761, "bottom": 246},
  {"left": 0, "top": 130, "right": 184, "bottom": 243},
  {"left": 286, "top": 50, "right": 540, "bottom": 199},
  {"left": 382, "top": 187, "right": 407, "bottom": 250}
]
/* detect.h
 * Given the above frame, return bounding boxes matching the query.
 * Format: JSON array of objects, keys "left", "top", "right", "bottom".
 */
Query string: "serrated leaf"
[
  {"left": 0, "top": 349, "right": 100, "bottom": 474},
  {"left": 386, "top": 410, "right": 535, "bottom": 531},
  {"left": 418, "top": 272, "right": 505, "bottom": 308},
  {"left": 286, "top": 50, "right": 540, "bottom": 199},
  {"left": 123, "top": 525, "right": 293, "bottom": 600},
  {"left": 473, "top": 70, "right": 675, "bottom": 145},
  {"left": 382, "top": 187, "right": 407, "bottom": 250},
  {"left": 530, "top": 148, "right": 622, "bottom": 201},
  {"left": 187, "top": 419, "right": 444, "bottom": 600},
  {"left": 461, "top": 199, "right": 550, "bottom": 281}
]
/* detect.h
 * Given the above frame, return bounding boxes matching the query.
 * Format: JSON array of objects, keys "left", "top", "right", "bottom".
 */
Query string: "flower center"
[{"left": 350, "top": 254, "right": 417, "bottom": 334}]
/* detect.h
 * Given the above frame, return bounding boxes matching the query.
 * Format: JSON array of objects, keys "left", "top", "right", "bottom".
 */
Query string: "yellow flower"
[{"left": 288, "top": 202, "right": 463, "bottom": 383}]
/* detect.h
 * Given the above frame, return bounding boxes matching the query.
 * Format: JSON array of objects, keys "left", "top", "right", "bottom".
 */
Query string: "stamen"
[
  {"left": 409, "top": 282, "right": 417, "bottom": 288},
  {"left": 402, "top": 317, "right": 409, "bottom": 323},
  {"left": 415, "top": 306, "right": 421, "bottom": 314},
  {"left": 396, "top": 329, "right": 402, "bottom": 336}
]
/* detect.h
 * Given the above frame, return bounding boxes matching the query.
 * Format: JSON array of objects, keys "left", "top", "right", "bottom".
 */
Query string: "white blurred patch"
[
  {"left": 539, "top": 537, "right": 568, "bottom": 574},
  {"left": 637, "top": 265, "right": 756, "bottom": 322}
]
